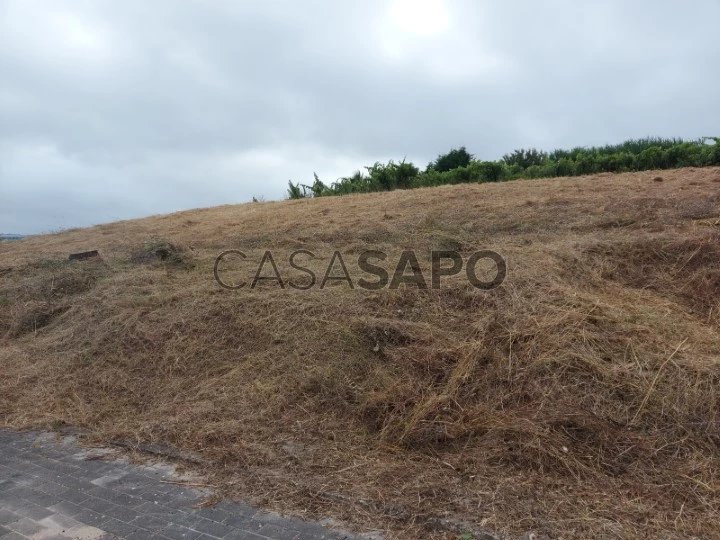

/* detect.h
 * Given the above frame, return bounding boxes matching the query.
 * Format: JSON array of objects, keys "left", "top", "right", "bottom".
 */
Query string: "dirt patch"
[
  {"left": 130, "top": 240, "right": 193, "bottom": 269},
  {"left": 8, "top": 304, "right": 71, "bottom": 338}
]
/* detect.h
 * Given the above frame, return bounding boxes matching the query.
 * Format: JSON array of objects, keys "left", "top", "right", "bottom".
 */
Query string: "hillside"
[{"left": 1, "top": 168, "right": 720, "bottom": 539}]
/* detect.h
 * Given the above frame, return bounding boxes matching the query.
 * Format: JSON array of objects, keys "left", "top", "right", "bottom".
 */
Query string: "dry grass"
[{"left": 2, "top": 168, "right": 720, "bottom": 539}]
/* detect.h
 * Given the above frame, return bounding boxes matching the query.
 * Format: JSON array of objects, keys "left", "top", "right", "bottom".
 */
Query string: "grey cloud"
[{"left": 1, "top": 0, "right": 719, "bottom": 233}]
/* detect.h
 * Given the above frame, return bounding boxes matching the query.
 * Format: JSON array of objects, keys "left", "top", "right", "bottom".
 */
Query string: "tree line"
[{"left": 287, "top": 137, "right": 720, "bottom": 199}]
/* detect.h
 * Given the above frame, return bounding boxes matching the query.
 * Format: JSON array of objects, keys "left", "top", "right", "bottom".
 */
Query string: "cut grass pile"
[{"left": 1, "top": 167, "right": 720, "bottom": 539}]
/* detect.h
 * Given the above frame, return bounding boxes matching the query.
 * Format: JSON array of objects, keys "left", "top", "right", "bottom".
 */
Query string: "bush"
[
  {"left": 287, "top": 181, "right": 305, "bottom": 199},
  {"left": 702, "top": 140, "right": 720, "bottom": 165},
  {"left": 364, "top": 160, "right": 420, "bottom": 191},
  {"left": 475, "top": 161, "right": 505, "bottom": 182},
  {"left": 556, "top": 157, "right": 574, "bottom": 177},
  {"left": 427, "top": 147, "right": 473, "bottom": 173},
  {"left": 503, "top": 148, "right": 547, "bottom": 168},
  {"left": 573, "top": 152, "right": 598, "bottom": 175},
  {"left": 636, "top": 147, "right": 666, "bottom": 170}
]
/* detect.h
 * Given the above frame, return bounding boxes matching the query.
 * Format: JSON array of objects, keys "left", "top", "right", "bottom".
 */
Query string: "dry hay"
[{"left": 2, "top": 167, "right": 720, "bottom": 539}]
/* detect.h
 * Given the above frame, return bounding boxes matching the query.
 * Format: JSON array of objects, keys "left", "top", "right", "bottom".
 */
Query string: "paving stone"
[
  {"left": 73, "top": 508, "right": 108, "bottom": 528},
  {"left": 6, "top": 484, "right": 40, "bottom": 500},
  {"left": 38, "top": 512, "right": 84, "bottom": 531},
  {"left": 189, "top": 517, "right": 236, "bottom": 538},
  {"left": 137, "top": 488, "right": 180, "bottom": 506},
  {"left": 254, "top": 524, "right": 301, "bottom": 540},
  {"left": 164, "top": 493, "right": 206, "bottom": 511},
  {"left": 98, "top": 502, "right": 142, "bottom": 524},
  {"left": 0, "top": 480, "right": 15, "bottom": 492},
  {"left": 0, "top": 430, "right": 372, "bottom": 540},
  {"left": 98, "top": 517, "right": 145, "bottom": 538},
  {"left": 43, "top": 461, "right": 82, "bottom": 477},
  {"left": 6, "top": 516, "right": 46, "bottom": 536},
  {"left": 47, "top": 500, "right": 85, "bottom": 518},
  {"left": 0, "top": 494, "right": 25, "bottom": 513},
  {"left": 221, "top": 530, "right": 269, "bottom": 540},
  {"left": 28, "top": 489, "right": 66, "bottom": 507},
  {"left": 157, "top": 522, "right": 204, "bottom": 540},
  {"left": 0, "top": 510, "right": 20, "bottom": 526},
  {"left": 11, "top": 500, "right": 54, "bottom": 521},
  {"left": 80, "top": 496, "right": 117, "bottom": 515},
  {"left": 72, "top": 459, "right": 115, "bottom": 474},
  {"left": 106, "top": 475, "right": 152, "bottom": 496},
  {"left": 56, "top": 476, "right": 93, "bottom": 493},
  {"left": 36, "top": 481, "right": 73, "bottom": 496},
  {"left": 0, "top": 531, "right": 27, "bottom": 540},
  {"left": 125, "top": 531, "right": 158, "bottom": 540},
  {"left": 33, "top": 534, "right": 74, "bottom": 540},
  {"left": 193, "top": 506, "right": 237, "bottom": 524},
  {"left": 223, "top": 513, "right": 254, "bottom": 530},
  {"left": 83, "top": 485, "right": 139, "bottom": 507},
  {"left": 169, "top": 511, "right": 202, "bottom": 530},
  {"left": 133, "top": 500, "right": 188, "bottom": 520},
  {"left": 250, "top": 512, "right": 308, "bottom": 531},
  {"left": 0, "top": 470, "right": 21, "bottom": 484},
  {"left": 129, "top": 513, "right": 171, "bottom": 534},
  {"left": 90, "top": 473, "right": 127, "bottom": 489}
]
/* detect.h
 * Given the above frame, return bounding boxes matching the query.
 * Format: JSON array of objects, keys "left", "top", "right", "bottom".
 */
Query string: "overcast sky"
[{"left": 1, "top": 0, "right": 719, "bottom": 234}]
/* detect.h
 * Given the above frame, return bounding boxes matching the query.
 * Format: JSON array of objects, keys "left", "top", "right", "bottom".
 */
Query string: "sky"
[{"left": 1, "top": 0, "right": 719, "bottom": 234}]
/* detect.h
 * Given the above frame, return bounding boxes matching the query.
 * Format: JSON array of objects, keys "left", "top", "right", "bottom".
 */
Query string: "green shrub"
[
  {"left": 636, "top": 147, "right": 666, "bottom": 170},
  {"left": 287, "top": 181, "right": 305, "bottom": 199},
  {"left": 475, "top": 161, "right": 505, "bottom": 182},
  {"left": 503, "top": 148, "right": 547, "bottom": 168},
  {"left": 427, "top": 147, "right": 473, "bottom": 173}
]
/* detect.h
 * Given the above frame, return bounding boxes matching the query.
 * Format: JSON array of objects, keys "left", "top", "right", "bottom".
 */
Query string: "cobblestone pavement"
[{"left": 0, "top": 430, "right": 380, "bottom": 540}]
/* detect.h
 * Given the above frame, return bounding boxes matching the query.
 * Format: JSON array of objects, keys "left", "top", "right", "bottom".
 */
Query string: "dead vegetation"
[{"left": 1, "top": 168, "right": 720, "bottom": 539}]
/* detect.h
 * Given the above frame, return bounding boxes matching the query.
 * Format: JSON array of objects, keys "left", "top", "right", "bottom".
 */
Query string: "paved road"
[{"left": 0, "top": 430, "right": 377, "bottom": 540}]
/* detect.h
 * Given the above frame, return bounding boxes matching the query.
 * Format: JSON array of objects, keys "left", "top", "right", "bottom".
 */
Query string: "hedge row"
[{"left": 287, "top": 137, "right": 720, "bottom": 198}]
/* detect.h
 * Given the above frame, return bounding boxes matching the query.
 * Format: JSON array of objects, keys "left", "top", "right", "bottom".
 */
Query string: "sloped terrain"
[{"left": 2, "top": 168, "right": 720, "bottom": 539}]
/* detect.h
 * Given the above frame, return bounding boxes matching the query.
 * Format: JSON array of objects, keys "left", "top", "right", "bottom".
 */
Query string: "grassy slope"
[{"left": 1, "top": 168, "right": 720, "bottom": 539}]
